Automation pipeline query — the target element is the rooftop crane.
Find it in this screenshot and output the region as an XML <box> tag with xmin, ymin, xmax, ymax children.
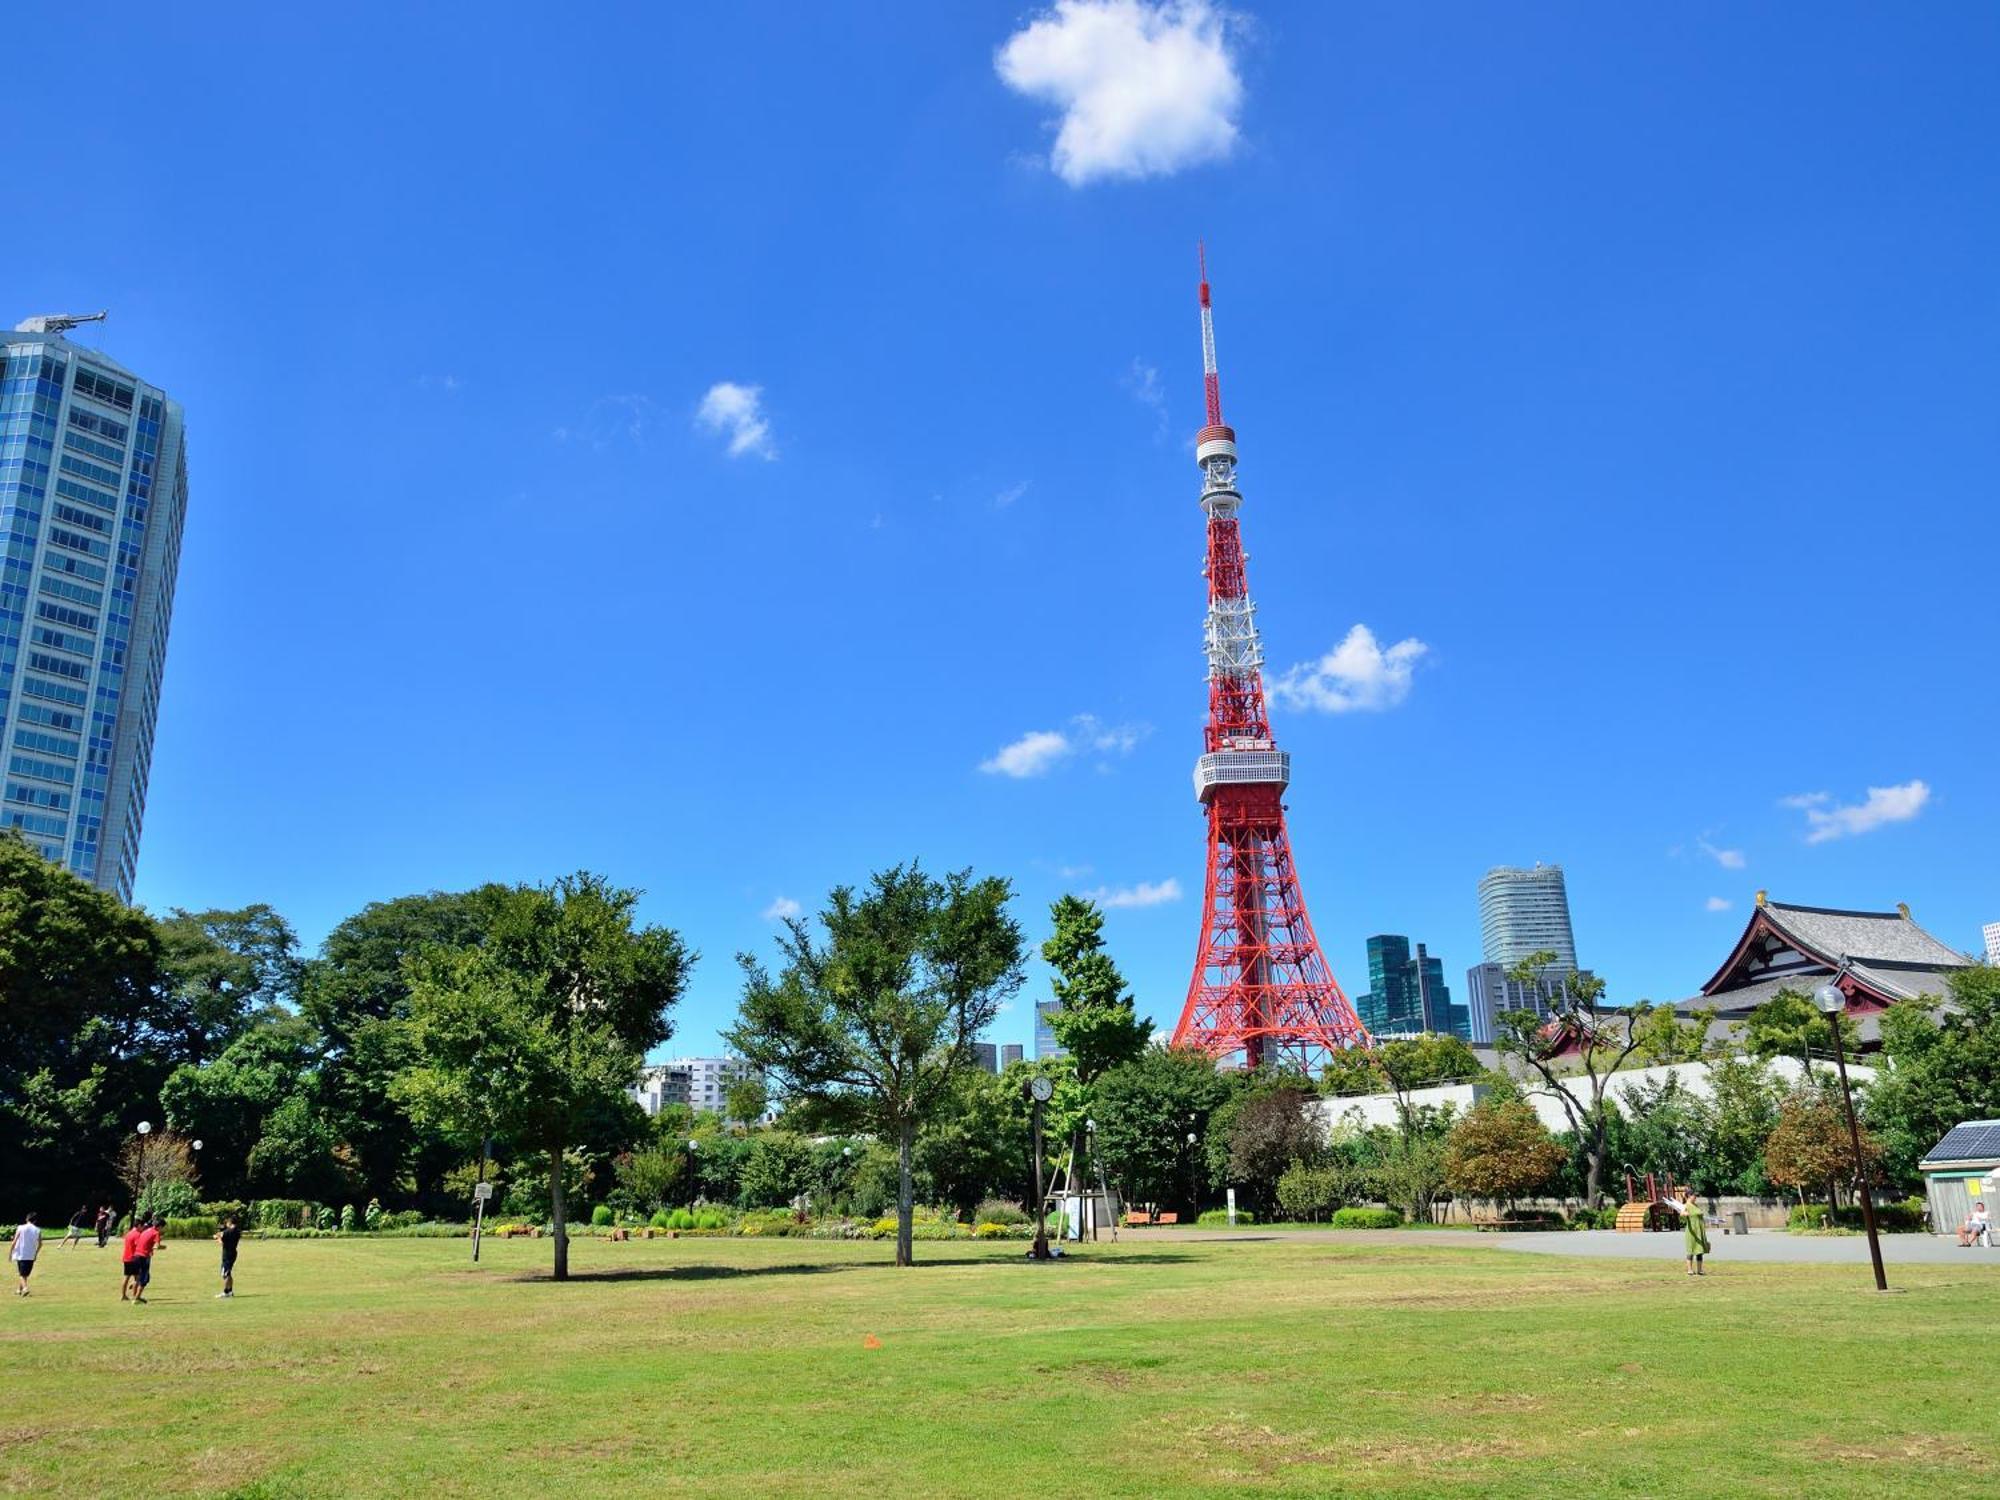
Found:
<box><xmin>14</xmin><ymin>310</ymin><xmax>108</xmax><ymax>335</ymax></box>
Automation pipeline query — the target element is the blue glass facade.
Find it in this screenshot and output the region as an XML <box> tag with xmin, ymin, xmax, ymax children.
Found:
<box><xmin>1356</xmin><ymin>934</ymin><xmax>1469</xmax><ymax>1040</ymax></box>
<box><xmin>0</xmin><ymin>331</ymin><xmax>186</xmax><ymax>901</ymax></box>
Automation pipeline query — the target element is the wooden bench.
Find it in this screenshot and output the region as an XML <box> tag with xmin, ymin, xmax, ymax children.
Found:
<box><xmin>1122</xmin><ymin>1211</ymin><xmax>1180</xmax><ymax>1227</ymax></box>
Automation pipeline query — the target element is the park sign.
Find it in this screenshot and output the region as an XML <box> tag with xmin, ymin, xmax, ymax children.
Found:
<box><xmin>473</xmin><ymin>1182</ymin><xmax>493</xmax><ymax>1202</ymax></box>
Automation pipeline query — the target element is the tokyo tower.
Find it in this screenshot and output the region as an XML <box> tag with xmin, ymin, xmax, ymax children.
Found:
<box><xmin>1169</xmin><ymin>250</ymin><xmax>1371</xmax><ymax>1072</ymax></box>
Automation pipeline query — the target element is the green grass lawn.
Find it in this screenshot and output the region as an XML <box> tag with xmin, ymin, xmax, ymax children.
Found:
<box><xmin>4</xmin><ymin>1232</ymin><xmax>1993</xmax><ymax>1497</ymax></box>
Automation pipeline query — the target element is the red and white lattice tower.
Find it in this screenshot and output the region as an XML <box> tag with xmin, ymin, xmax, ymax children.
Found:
<box><xmin>1169</xmin><ymin>249</ymin><xmax>1372</xmax><ymax>1072</ymax></box>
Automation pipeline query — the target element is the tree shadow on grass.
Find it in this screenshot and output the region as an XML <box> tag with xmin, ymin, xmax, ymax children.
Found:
<box><xmin>889</xmin><ymin>1251</ymin><xmax>1199</xmax><ymax>1268</ymax></box>
<box><xmin>507</xmin><ymin>1261</ymin><xmax>861</xmax><ymax>1284</ymax></box>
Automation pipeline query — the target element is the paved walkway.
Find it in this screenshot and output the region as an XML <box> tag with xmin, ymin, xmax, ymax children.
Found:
<box><xmin>1145</xmin><ymin>1226</ymin><xmax>2000</xmax><ymax>1266</ymax></box>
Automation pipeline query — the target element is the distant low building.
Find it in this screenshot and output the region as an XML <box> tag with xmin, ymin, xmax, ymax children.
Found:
<box><xmin>1464</xmin><ymin>963</ymin><xmax>1599</xmax><ymax>1045</ymax></box>
<box><xmin>634</xmin><ymin>1057</ymin><xmax>759</xmax><ymax>1119</ymax></box>
<box><xmin>1672</xmin><ymin>893</ymin><xmax>1975</xmax><ymax>1048</ymax></box>
<box><xmin>971</xmin><ymin>1042</ymin><xmax>998</xmax><ymax>1074</ymax></box>
<box><xmin>1919</xmin><ymin>1121</ymin><xmax>2000</xmax><ymax>1237</ymax></box>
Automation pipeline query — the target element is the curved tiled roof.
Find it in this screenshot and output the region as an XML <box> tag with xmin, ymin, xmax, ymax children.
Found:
<box><xmin>1762</xmin><ymin>902</ymin><xmax>1971</xmax><ymax>970</ymax></box>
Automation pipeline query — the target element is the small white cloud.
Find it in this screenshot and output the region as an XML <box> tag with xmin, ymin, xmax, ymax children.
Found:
<box><xmin>1087</xmin><ymin>878</ymin><xmax>1183</xmax><ymax>909</ymax></box>
<box><xmin>1270</xmin><ymin>625</ymin><xmax>1429</xmax><ymax>714</ymax></box>
<box><xmin>1697</xmin><ymin>836</ymin><xmax>1746</xmax><ymax>871</ymax></box>
<box><xmin>1783</xmin><ymin>780</ymin><xmax>1931</xmax><ymax>844</ymax></box>
<box><xmin>995</xmin><ymin>480</ymin><xmax>1031</xmax><ymax>509</ymax></box>
<box><xmin>761</xmin><ymin>896</ymin><xmax>803</xmax><ymax>921</ymax></box>
<box><xmin>554</xmin><ymin>394</ymin><xmax>660</xmax><ymax>449</ymax></box>
<box><xmin>419</xmin><ymin>373</ymin><xmax>462</xmax><ymax>393</ymax></box>
<box><xmin>1056</xmin><ymin>863</ymin><xmax>1094</xmax><ymax>879</ymax></box>
<box><xmin>995</xmin><ymin>0</ymin><xmax>1243</xmax><ymax>187</ymax></box>
<box><xmin>1122</xmin><ymin>357</ymin><xmax>1168</xmax><ymax>438</ymax></box>
<box><xmin>981</xmin><ymin>729</ymin><xmax>1074</xmax><ymax>778</ymax></box>
<box><xmin>696</xmin><ymin>381</ymin><xmax>777</xmax><ymax>460</ymax></box>
<box><xmin>1704</xmin><ymin>896</ymin><xmax>1732</xmax><ymax>913</ymax></box>
<box><xmin>979</xmin><ymin>715</ymin><xmax>1146</xmax><ymax>777</ymax></box>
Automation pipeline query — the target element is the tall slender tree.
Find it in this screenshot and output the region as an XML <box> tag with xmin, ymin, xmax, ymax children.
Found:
<box><xmin>1042</xmin><ymin>894</ymin><xmax>1151</xmax><ymax>1199</ymax></box>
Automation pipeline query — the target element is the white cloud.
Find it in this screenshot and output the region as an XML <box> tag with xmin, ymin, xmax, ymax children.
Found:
<box><xmin>1122</xmin><ymin>357</ymin><xmax>1168</xmax><ymax>438</ymax></box>
<box><xmin>979</xmin><ymin>715</ymin><xmax>1147</xmax><ymax>777</ymax></box>
<box><xmin>1705</xmin><ymin>896</ymin><xmax>1732</xmax><ymax>913</ymax></box>
<box><xmin>995</xmin><ymin>0</ymin><xmax>1243</xmax><ymax>187</ymax></box>
<box><xmin>981</xmin><ymin>729</ymin><xmax>1074</xmax><ymax>779</ymax></box>
<box><xmin>695</xmin><ymin>381</ymin><xmax>776</xmax><ymax>460</ymax></box>
<box><xmin>1783</xmin><ymin>780</ymin><xmax>1931</xmax><ymax>844</ymax></box>
<box><xmin>419</xmin><ymin>373</ymin><xmax>462</xmax><ymax>393</ymax></box>
<box><xmin>1087</xmin><ymin>878</ymin><xmax>1183</xmax><ymax>909</ymax></box>
<box><xmin>553</xmin><ymin>394</ymin><xmax>660</xmax><ymax>449</ymax></box>
<box><xmin>1270</xmin><ymin>625</ymin><xmax>1429</xmax><ymax>714</ymax></box>
<box><xmin>760</xmin><ymin>896</ymin><xmax>803</xmax><ymax>921</ymax></box>
<box><xmin>995</xmin><ymin>480</ymin><xmax>1031</xmax><ymax>509</ymax></box>
<box><xmin>1697</xmin><ymin>836</ymin><xmax>1746</xmax><ymax>871</ymax></box>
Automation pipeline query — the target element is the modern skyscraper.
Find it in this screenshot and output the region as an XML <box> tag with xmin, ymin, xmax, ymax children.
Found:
<box><xmin>1477</xmin><ymin>864</ymin><xmax>1579</xmax><ymax>970</ymax></box>
<box><xmin>971</xmin><ymin>1042</ymin><xmax>998</xmax><ymax>1075</ymax></box>
<box><xmin>1035</xmin><ymin>1000</ymin><xmax>1066</xmax><ymax>1060</ymax></box>
<box><xmin>1984</xmin><ymin>921</ymin><xmax>2000</xmax><ymax>966</ymax></box>
<box><xmin>1356</xmin><ymin>935</ymin><xmax>1468</xmax><ymax>1039</ymax></box>
<box><xmin>1</xmin><ymin>316</ymin><xmax>187</xmax><ymax>901</ymax></box>
<box><xmin>1000</xmin><ymin>1043</ymin><xmax>1024</xmax><ymax>1069</ymax></box>
<box><xmin>1463</xmin><ymin>962</ymin><xmax>1597</xmax><ymax>1044</ymax></box>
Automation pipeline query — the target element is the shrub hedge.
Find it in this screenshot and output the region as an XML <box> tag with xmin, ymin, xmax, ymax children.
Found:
<box><xmin>1195</xmin><ymin>1209</ymin><xmax>1254</xmax><ymax>1227</ymax></box>
<box><xmin>1330</xmin><ymin>1207</ymin><xmax>1403</xmax><ymax>1230</ymax></box>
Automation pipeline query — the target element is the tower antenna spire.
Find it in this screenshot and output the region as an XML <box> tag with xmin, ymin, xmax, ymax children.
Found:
<box><xmin>1197</xmin><ymin>242</ymin><xmax>1223</xmax><ymax>428</ymax></box>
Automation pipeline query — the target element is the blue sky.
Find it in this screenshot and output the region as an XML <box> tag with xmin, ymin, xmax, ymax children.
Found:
<box><xmin>10</xmin><ymin>2</ymin><xmax>1997</xmax><ymax>1056</ymax></box>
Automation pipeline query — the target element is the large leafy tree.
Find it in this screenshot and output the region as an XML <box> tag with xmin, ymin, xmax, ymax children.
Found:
<box><xmin>151</xmin><ymin>904</ymin><xmax>302</xmax><ymax>1067</ymax></box>
<box><xmin>0</xmin><ymin>831</ymin><xmax>163</xmax><ymax>1205</ymax></box>
<box><xmin>159</xmin><ymin>1012</ymin><xmax>320</xmax><ymax>1201</ymax></box>
<box><xmin>1864</xmin><ymin>968</ymin><xmax>2000</xmax><ymax>1188</ymax></box>
<box><xmin>1041</xmin><ymin>894</ymin><xmax>1151</xmax><ymax>1197</ymax></box>
<box><xmin>727</xmin><ymin>864</ymin><xmax>1025</xmax><ymax>1266</ymax></box>
<box><xmin>1444</xmin><ymin>1095</ymin><xmax>1565</xmax><ymax>1207</ymax></box>
<box><xmin>1493</xmin><ymin>951</ymin><xmax>1647</xmax><ymax>1208</ymax></box>
<box><xmin>1741</xmin><ymin>989</ymin><xmax>1857</xmax><ymax>1076</ymax></box>
<box><xmin>1321</xmin><ymin>1032</ymin><xmax>1482</xmax><ymax>1140</ymax></box>
<box><xmin>302</xmin><ymin>885</ymin><xmax>517</xmax><ymax>1204</ymax></box>
<box><xmin>1222</xmin><ymin>1082</ymin><xmax>1323</xmax><ymax>1215</ymax></box>
<box><xmin>1092</xmin><ymin>1046</ymin><xmax>1232</xmax><ymax>1215</ymax></box>
<box><xmin>1765</xmin><ymin>1081</ymin><xmax>1883</xmax><ymax>1214</ymax></box>
<box><xmin>398</xmin><ymin>874</ymin><xmax>690</xmax><ymax>1280</ymax></box>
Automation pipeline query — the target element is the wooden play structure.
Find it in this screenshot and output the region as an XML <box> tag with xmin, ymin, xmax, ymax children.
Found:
<box><xmin>1615</xmin><ymin>1167</ymin><xmax>1681</xmax><ymax>1232</ymax></box>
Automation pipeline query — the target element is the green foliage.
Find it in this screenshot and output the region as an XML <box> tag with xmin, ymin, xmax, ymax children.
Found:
<box><xmin>973</xmin><ymin>1197</ymin><xmax>1029</xmax><ymax>1226</ymax></box>
<box><xmin>1093</xmin><ymin>1046</ymin><xmax>1232</xmax><ymax>1216</ymax></box>
<box><xmin>728</xmin><ymin>864</ymin><xmax>1026</xmax><ymax>1266</ymax></box>
<box><xmin>395</xmin><ymin>872</ymin><xmax>691</xmax><ymax>1279</ymax></box>
<box><xmin>1787</xmin><ymin>1197</ymin><xmax>1926</xmax><ymax>1233</ymax></box>
<box><xmin>590</xmin><ymin>1204</ymin><xmax>614</xmax><ymax>1226</ymax></box>
<box><xmin>1865</xmin><ymin>969</ymin><xmax>2000</xmax><ymax>1190</ymax></box>
<box><xmin>1742</xmin><ymin>990</ymin><xmax>1858</xmax><ymax>1073</ymax></box>
<box><xmin>1275</xmin><ymin>1162</ymin><xmax>1345</xmax><ymax>1222</ymax></box>
<box><xmin>1195</xmin><ymin>1208</ymin><xmax>1253</xmax><ymax>1227</ymax></box>
<box><xmin>255</xmin><ymin>1199</ymin><xmax>313</xmax><ymax>1230</ymax></box>
<box><xmin>1224</xmin><ymin>1083</ymin><xmax>1324</xmax><ymax>1213</ymax></box>
<box><xmin>162</xmin><ymin>1216</ymin><xmax>219</xmax><ymax>1239</ymax></box>
<box><xmin>1369</xmin><ymin>1130</ymin><xmax>1451</xmax><ymax>1225</ymax></box>
<box><xmin>1444</xmin><ymin>1096</ymin><xmax>1565</xmax><ymax>1202</ymax></box>
<box><xmin>1632</xmin><ymin>1004</ymin><xmax>1714</xmax><ymax>1065</ymax></box>
<box><xmin>649</xmin><ymin>1210</ymin><xmax>673</xmax><ymax>1230</ymax></box>
<box><xmin>136</xmin><ymin>1178</ymin><xmax>203</xmax><ymax>1221</ymax></box>
<box><xmin>1041</xmin><ymin>895</ymin><xmax>1151</xmax><ymax>1087</ymax></box>
<box><xmin>669</xmin><ymin>1208</ymin><xmax>695</xmax><ymax>1230</ymax></box>
<box><xmin>151</xmin><ymin>904</ymin><xmax>301</xmax><ymax>1067</ymax></box>
<box><xmin>723</xmin><ymin>1072</ymin><xmax>769</xmax><ymax>1126</ymax></box>
<box><xmin>614</xmin><ymin>1146</ymin><xmax>686</xmax><ymax>1212</ymax></box>
<box><xmin>738</xmin><ymin>1130</ymin><xmax>816</xmax><ymax>1208</ymax></box>
<box><xmin>1330</xmin><ymin>1207</ymin><xmax>1403</xmax><ymax>1229</ymax></box>
<box><xmin>246</xmin><ymin>1092</ymin><xmax>359</xmax><ymax>1205</ymax></box>
<box><xmin>338</xmin><ymin>1203</ymin><xmax>358</xmax><ymax>1232</ymax></box>
<box><xmin>1322</xmin><ymin>1033</ymin><xmax>1482</xmax><ymax>1100</ymax></box>
<box><xmin>1764</xmin><ymin>1081</ymin><xmax>1884</xmax><ymax>1212</ymax></box>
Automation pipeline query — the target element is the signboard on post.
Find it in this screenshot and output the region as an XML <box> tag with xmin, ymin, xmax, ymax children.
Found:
<box><xmin>472</xmin><ymin>1181</ymin><xmax>493</xmax><ymax>1202</ymax></box>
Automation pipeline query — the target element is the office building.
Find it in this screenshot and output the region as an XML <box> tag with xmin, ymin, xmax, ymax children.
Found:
<box><xmin>1035</xmin><ymin>1000</ymin><xmax>1066</xmax><ymax>1060</ymax></box>
<box><xmin>1</xmin><ymin>316</ymin><xmax>189</xmax><ymax>900</ymax></box>
<box><xmin>1984</xmin><ymin>921</ymin><xmax>2000</xmax><ymax>966</ymax></box>
<box><xmin>1000</xmin><ymin>1043</ymin><xmax>1024</xmax><ymax>1069</ymax></box>
<box><xmin>1464</xmin><ymin>962</ymin><xmax>1598</xmax><ymax>1045</ymax></box>
<box><xmin>971</xmin><ymin>1042</ymin><xmax>998</xmax><ymax>1074</ymax></box>
<box><xmin>1477</xmin><ymin>864</ymin><xmax>1579</xmax><ymax>970</ymax></box>
<box><xmin>1356</xmin><ymin>935</ymin><xmax>1469</xmax><ymax>1040</ymax></box>
<box><xmin>633</xmin><ymin>1057</ymin><xmax>760</xmax><ymax>1119</ymax></box>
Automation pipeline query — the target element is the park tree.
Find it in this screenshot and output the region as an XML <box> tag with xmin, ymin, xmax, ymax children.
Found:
<box><xmin>1493</xmin><ymin>951</ymin><xmax>1648</xmax><ymax>1208</ymax></box>
<box><xmin>1092</xmin><ymin>1046</ymin><xmax>1232</xmax><ymax>1215</ymax></box>
<box><xmin>397</xmin><ymin>873</ymin><xmax>691</xmax><ymax>1280</ymax></box>
<box><xmin>151</xmin><ymin>904</ymin><xmax>302</xmax><ymax>1067</ymax></box>
<box><xmin>1741</xmin><ymin>989</ymin><xmax>1856</xmax><ymax>1077</ymax></box>
<box><xmin>159</xmin><ymin>1012</ymin><xmax>320</xmax><ymax>1201</ymax></box>
<box><xmin>737</xmin><ymin>1130</ymin><xmax>815</xmax><ymax>1208</ymax></box>
<box><xmin>1041</xmin><ymin>894</ymin><xmax>1151</xmax><ymax>1186</ymax></box>
<box><xmin>1443</xmin><ymin>1095</ymin><xmax>1565</xmax><ymax>1207</ymax></box>
<box><xmin>727</xmin><ymin>864</ymin><xmax>1025</xmax><ymax>1265</ymax></box>
<box><xmin>1864</xmin><ymin>968</ymin><xmax>2000</xmax><ymax>1188</ymax></box>
<box><xmin>1692</xmin><ymin>1058</ymin><xmax>1784</xmax><ymax>1197</ymax></box>
<box><xmin>724</xmin><ymin>1072</ymin><xmax>769</xmax><ymax>1128</ymax></box>
<box><xmin>1764</xmin><ymin>1081</ymin><xmax>1882</xmax><ymax>1215</ymax></box>
<box><xmin>0</xmin><ymin>831</ymin><xmax>164</xmax><ymax>1205</ymax></box>
<box><xmin>1369</xmin><ymin>1128</ymin><xmax>1451</xmax><ymax>1224</ymax></box>
<box><xmin>915</xmin><ymin>1065</ymin><xmax>1033</xmax><ymax>1219</ymax></box>
<box><xmin>1321</xmin><ymin>1033</ymin><xmax>1482</xmax><ymax>1139</ymax></box>
<box><xmin>1223</xmin><ymin>1082</ymin><xmax>1324</xmax><ymax>1214</ymax></box>
<box><xmin>1632</xmin><ymin>1003</ymin><xmax>1714</xmax><ymax>1065</ymax></box>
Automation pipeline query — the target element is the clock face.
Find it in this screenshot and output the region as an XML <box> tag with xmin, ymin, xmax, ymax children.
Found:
<box><xmin>1029</xmin><ymin>1075</ymin><xmax>1054</xmax><ymax>1102</ymax></box>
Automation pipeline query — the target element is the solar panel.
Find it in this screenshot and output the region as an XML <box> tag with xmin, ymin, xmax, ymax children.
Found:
<box><xmin>1928</xmin><ymin>1121</ymin><xmax>2000</xmax><ymax>1163</ymax></box>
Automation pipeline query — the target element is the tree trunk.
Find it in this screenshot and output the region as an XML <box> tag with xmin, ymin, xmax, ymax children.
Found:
<box><xmin>550</xmin><ymin>1141</ymin><xmax>569</xmax><ymax>1282</ymax></box>
<box><xmin>1585</xmin><ymin>1113</ymin><xmax>1606</xmax><ymax>1208</ymax></box>
<box><xmin>895</xmin><ymin>1119</ymin><xmax>916</xmax><ymax>1268</ymax></box>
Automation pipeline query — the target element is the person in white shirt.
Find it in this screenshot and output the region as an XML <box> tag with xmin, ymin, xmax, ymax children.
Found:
<box><xmin>11</xmin><ymin>1214</ymin><xmax>42</xmax><ymax>1295</ymax></box>
<box><xmin>1957</xmin><ymin>1201</ymin><xmax>1990</xmax><ymax>1247</ymax></box>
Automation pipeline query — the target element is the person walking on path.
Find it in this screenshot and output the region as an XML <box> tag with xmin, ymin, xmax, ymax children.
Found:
<box><xmin>12</xmin><ymin>1214</ymin><xmax>42</xmax><ymax>1295</ymax></box>
<box><xmin>62</xmin><ymin>1205</ymin><xmax>89</xmax><ymax>1249</ymax></box>
<box><xmin>94</xmin><ymin>1205</ymin><xmax>113</xmax><ymax>1250</ymax></box>
<box><xmin>1663</xmin><ymin>1187</ymin><xmax>1711</xmax><ymax>1275</ymax></box>
<box><xmin>214</xmin><ymin>1216</ymin><xmax>241</xmax><ymax>1299</ymax></box>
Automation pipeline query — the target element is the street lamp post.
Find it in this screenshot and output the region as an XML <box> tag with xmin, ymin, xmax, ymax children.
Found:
<box><xmin>1814</xmin><ymin>975</ymin><xmax>1888</xmax><ymax>1292</ymax></box>
<box><xmin>684</xmin><ymin>1138</ymin><xmax>700</xmax><ymax>1215</ymax></box>
<box><xmin>1085</xmin><ymin>1118</ymin><xmax>1098</xmax><ymax>1242</ymax></box>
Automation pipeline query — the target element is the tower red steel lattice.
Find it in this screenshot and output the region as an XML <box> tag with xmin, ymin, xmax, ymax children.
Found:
<box><xmin>1169</xmin><ymin>249</ymin><xmax>1372</xmax><ymax>1072</ymax></box>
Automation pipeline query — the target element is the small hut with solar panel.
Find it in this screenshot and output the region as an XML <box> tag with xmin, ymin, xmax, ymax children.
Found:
<box><xmin>1920</xmin><ymin>1121</ymin><xmax>2000</xmax><ymax>1238</ymax></box>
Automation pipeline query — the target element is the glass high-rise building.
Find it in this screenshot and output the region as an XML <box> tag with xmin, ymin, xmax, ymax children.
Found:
<box><xmin>1034</xmin><ymin>1000</ymin><xmax>1066</xmax><ymax>1060</ymax></box>
<box><xmin>0</xmin><ymin>320</ymin><xmax>187</xmax><ymax>900</ymax></box>
<box><xmin>1356</xmin><ymin>934</ymin><xmax>1468</xmax><ymax>1040</ymax></box>
<box><xmin>1477</xmin><ymin>864</ymin><xmax>1578</xmax><ymax>970</ymax></box>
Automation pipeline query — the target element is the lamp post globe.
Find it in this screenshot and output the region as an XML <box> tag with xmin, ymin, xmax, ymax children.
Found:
<box><xmin>136</xmin><ymin>1121</ymin><xmax>151</xmax><ymax>1136</ymax></box>
<box><xmin>1813</xmin><ymin>982</ymin><xmax>1844</xmax><ymax>1015</ymax></box>
<box><xmin>192</xmin><ymin>1140</ymin><xmax>203</xmax><ymax>1153</ymax></box>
